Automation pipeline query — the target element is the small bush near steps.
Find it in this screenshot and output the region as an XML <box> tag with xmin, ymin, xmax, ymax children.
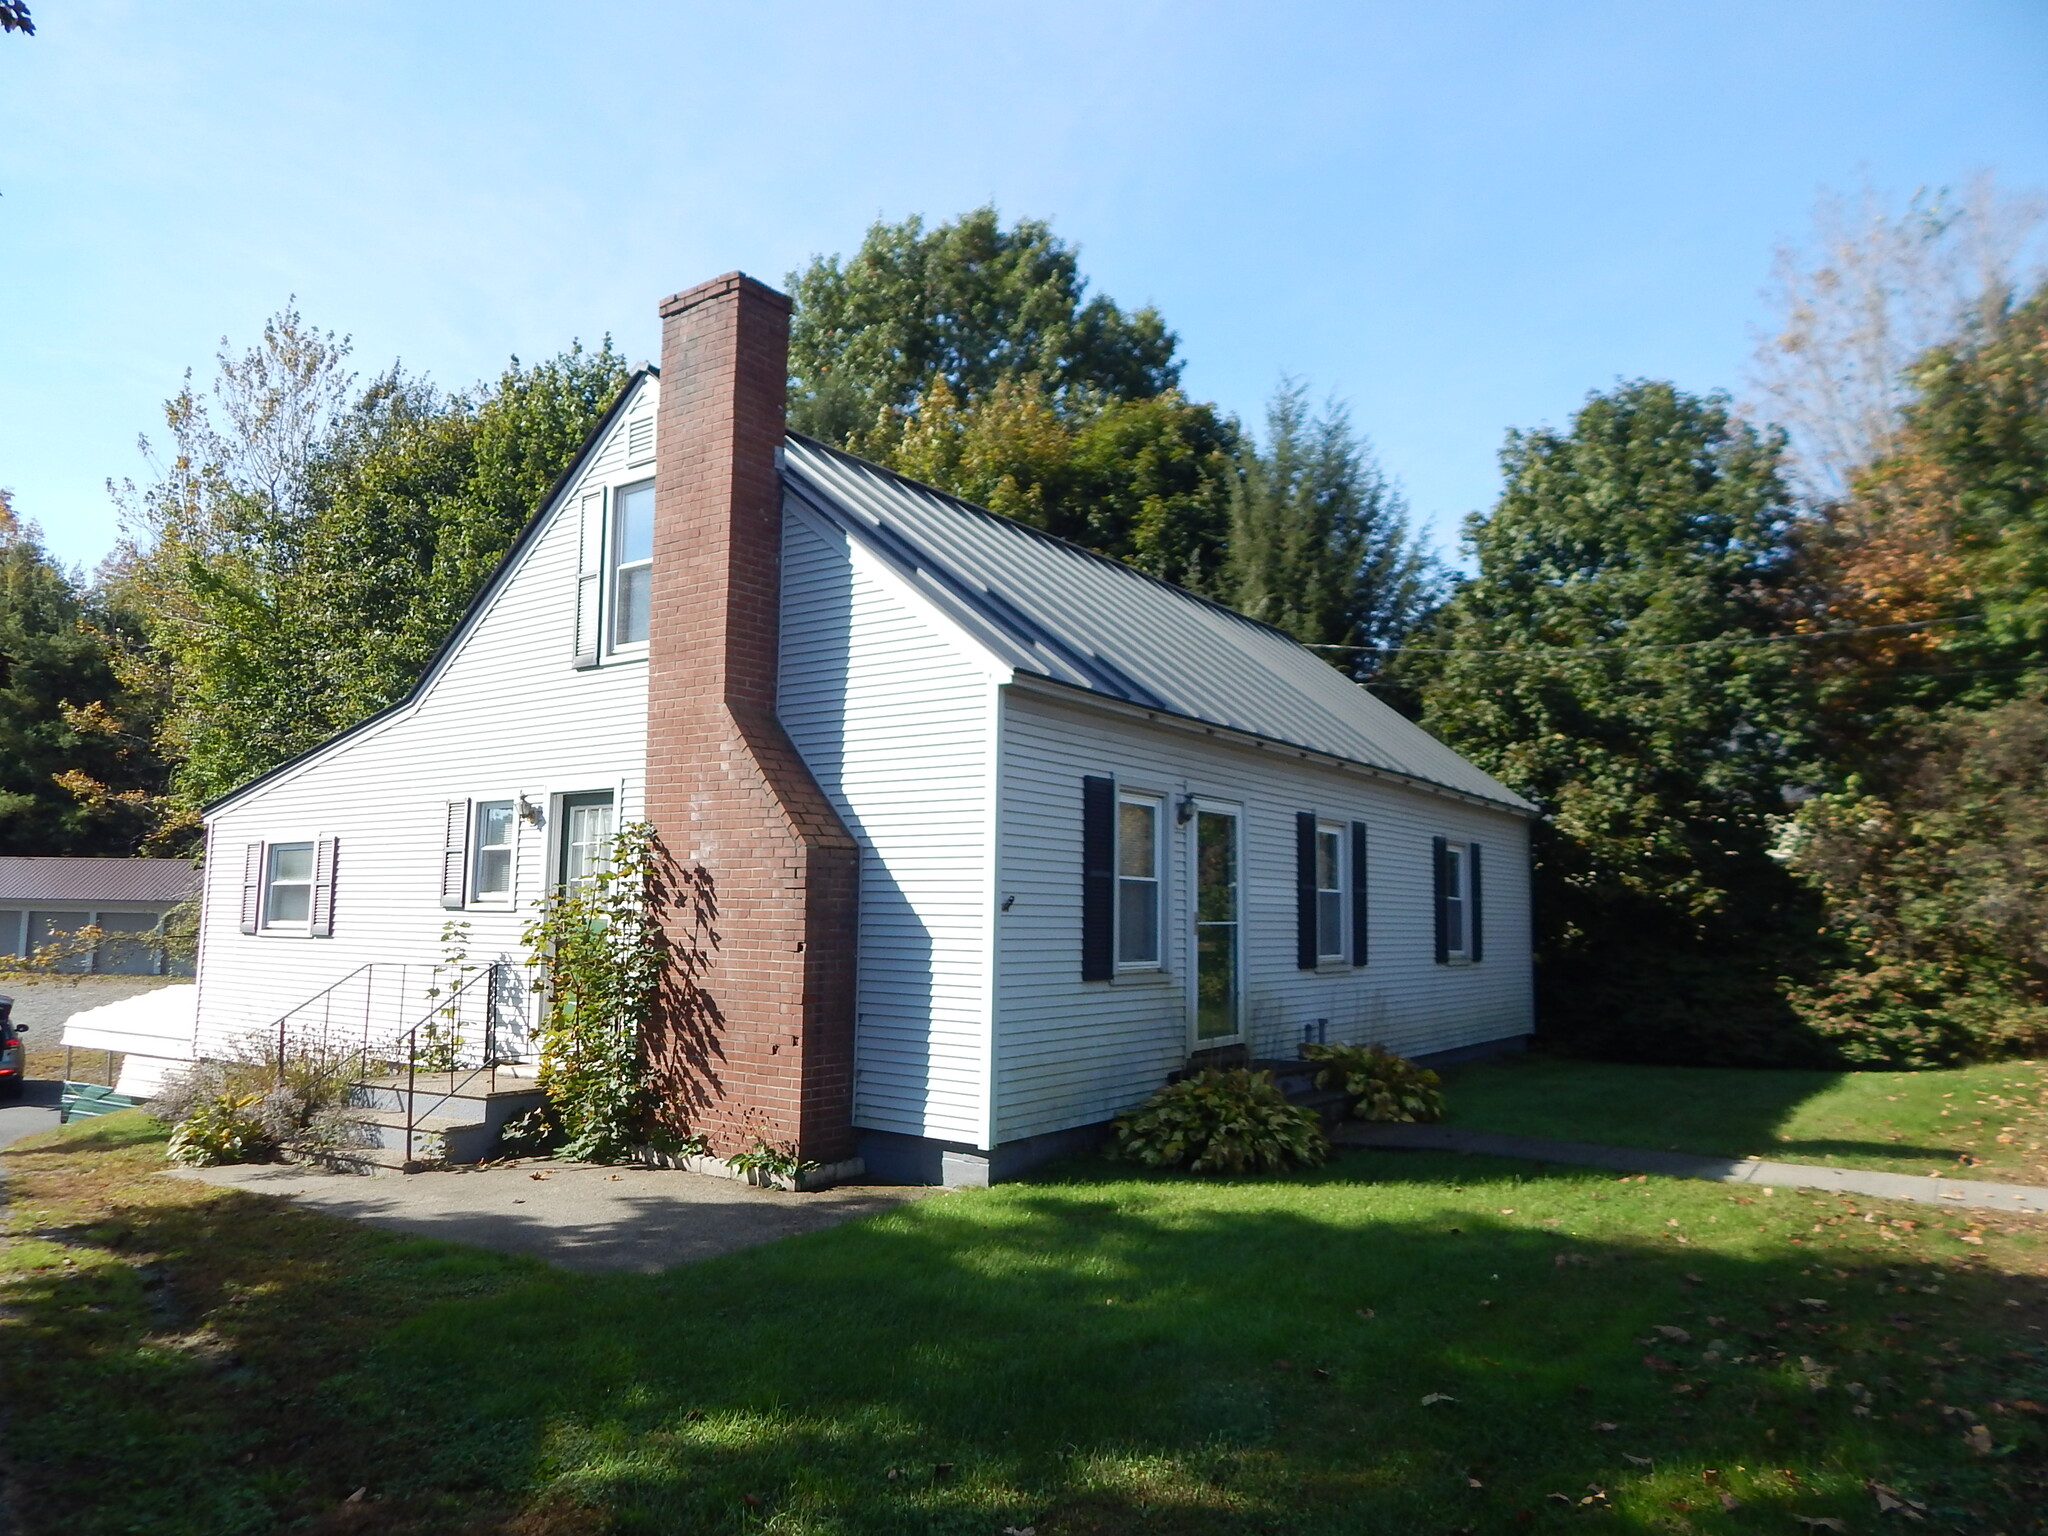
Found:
<box><xmin>1302</xmin><ymin>1043</ymin><xmax>1446</xmax><ymax>1123</ymax></box>
<box><xmin>1113</xmin><ymin>1069</ymin><xmax>1328</xmax><ymax>1174</ymax></box>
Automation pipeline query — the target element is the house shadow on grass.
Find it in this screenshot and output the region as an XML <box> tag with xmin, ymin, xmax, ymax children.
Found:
<box><xmin>7</xmin><ymin>1143</ymin><xmax>2048</xmax><ymax>1535</ymax></box>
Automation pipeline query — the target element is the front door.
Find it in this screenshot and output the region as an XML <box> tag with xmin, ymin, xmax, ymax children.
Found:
<box><xmin>1191</xmin><ymin>805</ymin><xmax>1242</xmax><ymax>1044</ymax></box>
<box><xmin>558</xmin><ymin>792</ymin><xmax>616</xmax><ymax>888</ymax></box>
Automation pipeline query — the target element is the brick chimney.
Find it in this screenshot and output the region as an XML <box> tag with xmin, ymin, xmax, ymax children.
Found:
<box><xmin>643</xmin><ymin>272</ymin><xmax>860</xmax><ymax>1164</ymax></box>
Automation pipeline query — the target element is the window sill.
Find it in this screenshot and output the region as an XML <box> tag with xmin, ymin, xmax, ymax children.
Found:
<box><xmin>1111</xmin><ymin>968</ymin><xmax>1174</xmax><ymax>986</ymax></box>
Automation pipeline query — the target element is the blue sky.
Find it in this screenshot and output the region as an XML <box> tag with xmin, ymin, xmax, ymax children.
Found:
<box><xmin>3</xmin><ymin>1</ymin><xmax>2044</xmax><ymax>574</ymax></box>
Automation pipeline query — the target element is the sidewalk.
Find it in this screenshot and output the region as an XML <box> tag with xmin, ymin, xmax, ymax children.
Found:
<box><xmin>1336</xmin><ymin>1122</ymin><xmax>2048</xmax><ymax>1215</ymax></box>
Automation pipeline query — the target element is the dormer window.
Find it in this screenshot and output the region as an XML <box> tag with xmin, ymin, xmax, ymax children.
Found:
<box><xmin>611</xmin><ymin>480</ymin><xmax>654</xmax><ymax>648</ymax></box>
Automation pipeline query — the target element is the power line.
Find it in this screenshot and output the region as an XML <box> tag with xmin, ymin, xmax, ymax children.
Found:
<box><xmin>1307</xmin><ymin>614</ymin><xmax>1987</xmax><ymax>658</ymax></box>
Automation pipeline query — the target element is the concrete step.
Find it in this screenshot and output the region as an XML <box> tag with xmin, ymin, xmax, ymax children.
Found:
<box><xmin>341</xmin><ymin>1108</ymin><xmax>498</xmax><ymax>1163</ymax></box>
<box><xmin>348</xmin><ymin>1069</ymin><xmax>543</xmax><ymax>1134</ymax></box>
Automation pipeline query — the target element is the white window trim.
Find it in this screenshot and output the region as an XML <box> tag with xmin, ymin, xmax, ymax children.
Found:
<box><xmin>261</xmin><ymin>839</ymin><xmax>317</xmax><ymax>934</ymax></box>
<box><xmin>1314</xmin><ymin>820</ymin><xmax>1347</xmax><ymax>964</ymax></box>
<box><xmin>1114</xmin><ymin>789</ymin><xmax>1165</xmax><ymax>973</ymax></box>
<box><xmin>607</xmin><ymin>477</ymin><xmax>654</xmax><ymax>657</ymax></box>
<box><xmin>1442</xmin><ymin>838</ymin><xmax>1471</xmax><ymax>963</ymax></box>
<box><xmin>468</xmin><ymin>797</ymin><xmax>519</xmax><ymax>908</ymax></box>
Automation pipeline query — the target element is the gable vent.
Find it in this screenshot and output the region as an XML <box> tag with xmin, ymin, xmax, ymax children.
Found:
<box><xmin>627</xmin><ymin>415</ymin><xmax>655</xmax><ymax>465</ymax></box>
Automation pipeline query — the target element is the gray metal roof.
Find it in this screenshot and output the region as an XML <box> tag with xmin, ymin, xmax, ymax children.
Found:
<box><xmin>781</xmin><ymin>436</ymin><xmax>1537</xmax><ymax>813</ymax></box>
<box><xmin>0</xmin><ymin>857</ymin><xmax>202</xmax><ymax>905</ymax></box>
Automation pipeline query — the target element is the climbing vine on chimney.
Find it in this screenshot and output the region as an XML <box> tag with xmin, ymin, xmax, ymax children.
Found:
<box><xmin>521</xmin><ymin>821</ymin><xmax>663</xmax><ymax>1162</ymax></box>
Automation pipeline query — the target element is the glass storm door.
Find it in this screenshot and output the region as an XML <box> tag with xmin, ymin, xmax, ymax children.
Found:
<box><xmin>1192</xmin><ymin>807</ymin><xmax>1241</xmax><ymax>1042</ymax></box>
<box><xmin>559</xmin><ymin>792</ymin><xmax>615</xmax><ymax>888</ymax></box>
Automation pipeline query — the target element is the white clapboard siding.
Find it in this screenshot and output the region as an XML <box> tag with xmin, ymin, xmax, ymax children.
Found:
<box><xmin>193</xmin><ymin>377</ymin><xmax>659</xmax><ymax>1057</ymax></box>
<box><xmin>994</xmin><ymin>686</ymin><xmax>1533</xmax><ymax>1144</ymax></box>
<box><xmin>778</xmin><ymin>499</ymin><xmax>999</xmax><ymax>1146</ymax></box>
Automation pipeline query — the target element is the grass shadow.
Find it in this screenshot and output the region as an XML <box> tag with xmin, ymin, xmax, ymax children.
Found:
<box><xmin>10</xmin><ymin>1128</ymin><xmax>2046</xmax><ymax>1534</ymax></box>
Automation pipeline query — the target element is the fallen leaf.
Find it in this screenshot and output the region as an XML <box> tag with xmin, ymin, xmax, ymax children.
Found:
<box><xmin>1802</xmin><ymin>1298</ymin><xmax>1830</xmax><ymax>1311</ymax></box>
<box><xmin>1683</xmin><ymin>1272</ymin><xmax>1706</xmax><ymax>1284</ymax></box>
<box><xmin>1655</xmin><ymin>1325</ymin><xmax>1692</xmax><ymax>1342</ymax></box>
<box><xmin>1356</xmin><ymin>1307</ymin><xmax>1376</xmax><ymax>1319</ymax></box>
<box><xmin>1642</xmin><ymin>1354</ymin><xmax>1677</xmax><ymax>1372</ymax></box>
<box><xmin>1794</xmin><ymin>1519</ymin><xmax>1847</xmax><ymax>1532</ymax></box>
<box><xmin>344</xmin><ymin>1488</ymin><xmax>367</xmax><ymax>1504</ymax></box>
<box><xmin>1592</xmin><ymin>1422</ymin><xmax>1618</xmax><ymax>1432</ymax></box>
<box><xmin>1002</xmin><ymin>1527</ymin><xmax>1036</xmax><ymax>1536</ymax></box>
<box><xmin>1718</xmin><ymin>1491</ymin><xmax>1742</xmax><ymax>1511</ymax></box>
<box><xmin>1870</xmin><ymin>1481</ymin><xmax>1928</xmax><ymax>1519</ymax></box>
<box><xmin>529</xmin><ymin>1172</ymin><xmax>547</xmax><ymax>1181</ymax></box>
<box><xmin>1964</xmin><ymin>1423</ymin><xmax>1993</xmax><ymax>1454</ymax></box>
<box><xmin>1421</xmin><ymin>1392</ymin><xmax>1457</xmax><ymax>1406</ymax></box>
<box><xmin>1547</xmin><ymin>1493</ymin><xmax>1573</xmax><ymax>1504</ymax></box>
<box><xmin>932</xmin><ymin>1462</ymin><xmax>954</xmax><ymax>1481</ymax></box>
<box><xmin>2008</xmin><ymin>1398</ymin><xmax>2046</xmax><ymax>1415</ymax></box>
<box><xmin>1468</xmin><ymin>1477</ymin><xmax>1484</xmax><ymax>1488</ymax></box>
<box><xmin>742</xmin><ymin>1493</ymin><xmax>763</xmax><ymax>1508</ymax></box>
<box><xmin>1623</xmin><ymin>1453</ymin><xmax>1653</xmax><ymax>1467</ymax></box>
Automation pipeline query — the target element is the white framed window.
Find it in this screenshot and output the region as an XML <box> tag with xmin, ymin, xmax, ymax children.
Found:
<box><xmin>1115</xmin><ymin>793</ymin><xmax>1162</xmax><ymax>968</ymax></box>
<box><xmin>263</xmin><ymin>842</ymin><xmax>315</xmax><ymax>929</ymax></box>
<box><xmin>1315</xmin><ymin>823</ymin><xmax>1345</xmax><ymax>961</ymax></box>
<box><xmin>471</xmin><ymin>801</ymin><xmax>515</xmax><ymax>902</ymax></box>
<box><xmin>559</xmin><ymin>791</ymin><xmax>616</xmax><ymax>890</ymax></box>
<box><xmin>610</xmin><ymin>480</ymin><xmax>654</xmax><ymax>649</ymax></box>
<box><xmin>1442</xmin><ymin>841</ymin><xmax>1468</xmax><ymax>959</ymax></box>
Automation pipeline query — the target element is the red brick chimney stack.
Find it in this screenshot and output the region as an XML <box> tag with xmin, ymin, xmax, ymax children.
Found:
<box><xmin>643</xmin><ymin>272</ymin><xmax>860</xmax><ymax>1163</ymax></box>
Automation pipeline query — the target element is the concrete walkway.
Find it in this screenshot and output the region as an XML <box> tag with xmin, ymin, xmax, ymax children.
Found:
<box><xmin>172</xmin><ymin>1159</ymin><xmax>925</xmax><ymax>1272</ymax></box>
<box><xmin>1336</xmin><ymin>1122</ymin><xmax>2048</xmax><ymax>1215</ymax></box>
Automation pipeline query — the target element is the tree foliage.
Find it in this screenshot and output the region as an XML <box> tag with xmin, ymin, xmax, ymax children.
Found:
<box><xmin>1222</xmin><ymin>382</ymin><xmax>1440</xmax><ymax>669</ymax></box>
<box><xmin>1785</xmin><ymin>695</ymin><xmax>2048</xmax><ymax>1065</ymax></box>
<box><xmin>1400</xmin><ymin>381</ymin><xmax>1826</xmax><ymax>1063</ymax></box>
<box><xmin>787</xmin><ymin>205</ymin><xmax>1179</xmax><ymax>456</ymax></box>
<box><xmin>112</xmin><ymin>306</ymin><xmax>627</xmax><ymax>805</ymax></box>
<box><xmin>0</xmin><ymin>494</ymin><xmax>173</xmax><ymax>854</ymax></box>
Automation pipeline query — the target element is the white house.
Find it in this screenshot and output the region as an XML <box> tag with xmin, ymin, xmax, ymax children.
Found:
<box><xmin>194</xmin><ymin>272</ymin><xmax>1537</xmax><ymax>1184</ymax></box>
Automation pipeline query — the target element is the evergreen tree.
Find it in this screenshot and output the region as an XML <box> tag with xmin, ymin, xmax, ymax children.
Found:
<box><xmin>1221</xmin><ymin>382</ymin><xmax>1440</xmax><ymax>670</ymax></box>
<box><xmin>1401</xmin><ymin>381</ymin><xmax>1824</xmax><ymax>1064</ymax></box>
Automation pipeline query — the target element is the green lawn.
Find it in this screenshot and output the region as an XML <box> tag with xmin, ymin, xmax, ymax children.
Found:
<box><xmin>1442</xmin><ymin>1055</ymin><xmax>2048</xmax><ymax>1184</ymax></box>
<box><xmin>5</xmin><ymin>1112</ymin><xmax>2048</xmax><ymax>1533</ymax></box>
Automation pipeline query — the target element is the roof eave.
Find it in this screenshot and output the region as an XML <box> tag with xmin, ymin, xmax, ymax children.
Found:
<box><xmin>1004</xmin><ymin>672</ymin><xmax>1542</xmax><ymax>817</ymax></box>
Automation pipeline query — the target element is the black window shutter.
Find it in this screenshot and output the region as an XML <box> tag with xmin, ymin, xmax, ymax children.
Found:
<box><xmin>1295</xmin><ymin>812</ymin><xmax>1317</xmax><ymax>970</ymax></box>
<box><xmin>1081</xmin><ymin>776</ymin><xmax>1115</xmax><ymax>981</ymax></box>
<box><xmin>1349</xmin><ymin>820</ymin><xmax>1369</xmax><ymax>966</ymax></box>
<box><xmin>1431</xmin><ymin>834</ymin><xmax>1449</xmax><ymax>965</ymax></box>
<box><xmin>1468</xmin><ymin>842</ymin><xmax>1484</xmax><ymax>963</ymax></box>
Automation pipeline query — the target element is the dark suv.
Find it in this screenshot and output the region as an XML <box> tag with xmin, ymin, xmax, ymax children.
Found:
<box><xmin>0</xmin><ymin>995</ymin><xmax>23</xmax><ymax>1101</ymax></box>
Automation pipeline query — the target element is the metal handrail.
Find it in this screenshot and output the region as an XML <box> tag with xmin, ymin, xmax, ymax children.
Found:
<box><xmin>264</xmin><ymin>960</ymin><xmax>516</xmax><ymax>1166</ymax></box>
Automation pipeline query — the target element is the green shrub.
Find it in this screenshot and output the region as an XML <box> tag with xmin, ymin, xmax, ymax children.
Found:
<box><xmin>1113</xmin><ymin>1070</ymin><xmax>1328</xmax><ymax>1175</ymax></box>
<box><xmin>1302</xmin><ymin>1043</ymin><xmax>1446</xmax><ymax>1122</ymax></box>
<box><xmin>165</xmin><ymin>1093</ymin><xmax>271</xmax><ymax>1166</ymax></box>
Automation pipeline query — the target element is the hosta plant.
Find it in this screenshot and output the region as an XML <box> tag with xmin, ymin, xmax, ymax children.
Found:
<box><xmin>1113</xmin><ymin>1069</ymin><xmax>1328</xmax><ymax>1175</ymax></box>
<box><xmin>1302</xmin><ymin>1042</ymin><xmax>1445</xmax><ymax>1123</ymax></box>
<box><xmin>165</xmin><ymin>1092</ymin><xmax>272</xmax><ymax>1166</ymax></box>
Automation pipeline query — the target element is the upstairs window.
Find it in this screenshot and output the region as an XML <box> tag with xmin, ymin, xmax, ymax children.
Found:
<box><xmin>611</xmin><ymin>480</ymin><xmax>654</xmax><ymax>648</ymax></box>
<box><xmin>472</xmin><ymin>801</ymin><xmax>515</xmax><ymax>900</ymax></box>
<box><xmin>1315</xmin><ymin>824</ymin><xmax>1345</xmax><ymax>960</ymax></box>
<box><xmin>1116</xmin><ymin>794</ymin><xmax>1162</xmax><ymax>967</ymax></box>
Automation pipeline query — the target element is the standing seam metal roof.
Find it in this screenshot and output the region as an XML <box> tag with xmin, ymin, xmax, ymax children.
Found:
<box><xmin>780</xmin><ymin>435</ymin><xmax>1537</xmax><ymax>814</ymax></box>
